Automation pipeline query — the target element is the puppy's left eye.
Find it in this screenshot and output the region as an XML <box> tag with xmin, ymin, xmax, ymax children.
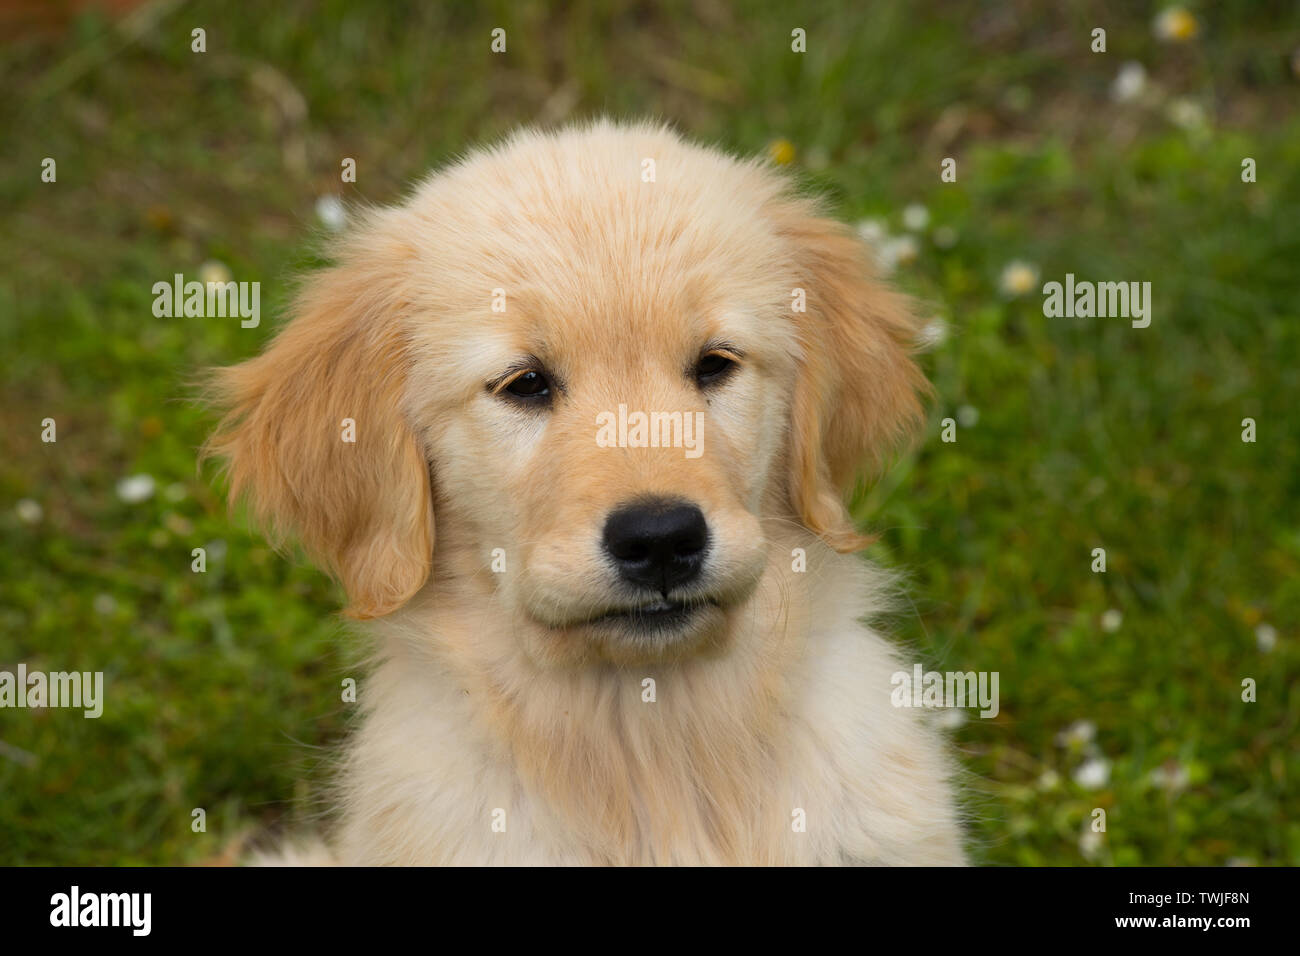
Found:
<box><xmin>694</xmin><ymin>352</ymin><xmax>737</xmax><ymax>386</ymax></box>
<box><xmin>504</xmin><ymin>370</ymin><xmax>550</xmax><ymax>400</ymax></box>
<box><xmin>490</xmin><ymin>361</ymin><xmax>555</xmax><ymax>407</ymax></box>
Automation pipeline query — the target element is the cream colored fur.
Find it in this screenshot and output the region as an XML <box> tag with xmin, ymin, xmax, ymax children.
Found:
<box><xmin>207</xmin><ymin>120</ymin><xmax>965</xmax><ymax>866</ymax></box>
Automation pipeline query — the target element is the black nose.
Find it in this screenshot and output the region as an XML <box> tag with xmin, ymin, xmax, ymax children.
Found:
<box><xmin>602</xmin><ymin>499</ymin><xmax>708</xmax><ymax>594</ymax></box>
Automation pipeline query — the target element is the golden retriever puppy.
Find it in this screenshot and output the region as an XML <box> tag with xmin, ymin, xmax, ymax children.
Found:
<box><xmin>206</xmin><ymin>120</ymin><xmax>964</xmax><ymax>865</ymax></box>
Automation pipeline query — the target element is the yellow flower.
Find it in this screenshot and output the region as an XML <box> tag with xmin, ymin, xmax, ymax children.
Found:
<box><xmin>198</xmin><ymin>259</ymin><xmax>233</xmax><ymax>286</ymax></box>
<box><xmin>1154</xmin><ymin>6</ymin><xmax>1199</xmax><ymax>42</ymax></box>
<box><xmin>767</xmin><ymin>138</ymin><xmax>796</xmax><ymax>165</ymax></box>
<box><xmin>998</xmin><ymin>260</ymin><xmax>1040</xmax><ymax>298</ymax></box>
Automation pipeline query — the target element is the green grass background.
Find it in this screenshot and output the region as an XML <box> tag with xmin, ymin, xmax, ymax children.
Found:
<box><xmin>1</xmin><ymin>0</ymin><xmax>1297</xmax><ymax>865</ymax></box>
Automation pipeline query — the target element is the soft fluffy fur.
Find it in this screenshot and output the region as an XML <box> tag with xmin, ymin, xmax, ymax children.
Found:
<box><xmin>206</xmin><ymin>120</ymin><xmax>964</xmax><ymax>865</ymax></box>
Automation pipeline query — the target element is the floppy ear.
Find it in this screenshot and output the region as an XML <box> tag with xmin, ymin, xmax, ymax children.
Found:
<box><xmin>204</xmin><ymin>252</ymin><xmax>433</xmax><ymax>619</ymax></box>
<box><xmin>775</xmin><ymin>199</ymin><xmax>932</xmax><ymax>551</ymax></box>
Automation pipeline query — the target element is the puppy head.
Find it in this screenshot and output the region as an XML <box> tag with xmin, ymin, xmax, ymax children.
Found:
<box><xmin>206</xmin><ymin>121</ymin><xmax>927</xmax><ymax>663</ymax></box>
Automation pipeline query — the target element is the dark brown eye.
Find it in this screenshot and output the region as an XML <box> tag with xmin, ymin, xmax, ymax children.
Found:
<box><xmin>695</xmin><ymin>352</ymin><xmax>736</xmax><ymax>386</ymax></box>
<box><xmin>504</xmin><ymin>369</ymin><xmax>550</xmax><ymax>400</ymax></box>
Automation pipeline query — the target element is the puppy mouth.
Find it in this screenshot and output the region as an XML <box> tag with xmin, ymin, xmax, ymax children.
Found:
<box><xmin>590</xmin><ymin>596</ymin><xmax>720</xmax><ymax>632</ymax></box>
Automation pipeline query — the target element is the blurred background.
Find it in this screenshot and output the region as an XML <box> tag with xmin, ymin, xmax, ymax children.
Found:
<box><xmin>1</xmin><ymin>0</ymin><xmax>1297</xmax><ymax>865</ymax></box>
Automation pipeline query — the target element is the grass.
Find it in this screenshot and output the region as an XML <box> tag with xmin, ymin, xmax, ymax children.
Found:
<box><xmin>1</xmin><ymin>0</ymin><xmax>1297</xmax><ymax>865</ymax></box>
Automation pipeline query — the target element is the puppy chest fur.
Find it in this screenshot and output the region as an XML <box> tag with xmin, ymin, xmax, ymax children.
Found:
<box><xmin>332</xmin><ymin>530</ymin><xmax>963</xmax><ymax>866</ymax></box>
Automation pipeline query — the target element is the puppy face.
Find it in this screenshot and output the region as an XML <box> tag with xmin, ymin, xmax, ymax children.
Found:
<box><xmin>206</xmin><ymin>122</ymin><xmax>928</xmax><ymax>666</ymax></box>
<box><xmin>419</xmin><ymin>267</ymin><xmax>788</xmax><ymax>664</ymax></box>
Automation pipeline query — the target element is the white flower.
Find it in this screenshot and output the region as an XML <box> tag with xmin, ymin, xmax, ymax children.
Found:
<box><xmin>957</xmin><ymin>405</ymin><xmax>979</xmax><ymax>428</ymax></box>
<box><xmin>1057</xmin><ymin>720</ymin><xmax>1097</xmax><ymax>747</ymax></box>
<box><xmin>15</xmin><ymin>498</ymin><xmax>43</xmax><ymax>524</ymax></box>
<box><xmin>877</xmin><ymin>235</ymin><xmax>919</xmax><ymax>273</ymax></box>
<box><xmin>197</xmin><ymin>259</ymin><xmax>232</xmax><ymax>287</ymax></box>
<box><xmin>1079</xmin><ymin>829</ymin><xmax>1104</xmax><ymax>860</ymax></box>
<box><xmin>1074</xmin><ymin>757</ymin><xmax>1111</xmax><ymax>790</ymax></box>
<box><xmin>92</xmin><ymin>593</ymin><xmax>117</xmax><ymax>616</ymax></box>
<box><xmin>1111</xmin><ymin>61</ymin><xmax>1147</xmax><ymax>103</ymax></box>
<box><xmin>1101</xmin><ymin>608</ymin><xmax>1123</xmax><ymax>633</ymax></box>
<box><xmin>855</xmin><ymin>217</ymin><xmax>888</xmax><ymax>247</ymax></box>
<box><xmin>315</xmin><ymin>195</ymin><xmax>347</xmax><ymax>232</ymax></box>
<box><xmin>1255</xmin><ymin>623</ymin><xmax>1277</xmax><ymax>654</ymax></box>
<box><xmin>116</xmin><ymin>474</ymin><xmax>156</xmax><ymax>504</ymax></box>
<box><xmin>1153</xmin><ymin>6</ymin><xmax>1199</xmax><ymax>43</ymax></box>
<box><xmin>917</xmin><ymin>317</ymin><xmax>948</xmax><ymax>350</ymax></box>
<box><xmin>1167</xmin><ymin>97</ymin><xmax>1208</xmax><ymax>132</ymax></box>
<box><xmin>902</xmin><ymin>203</ymin><xmax>930</xmax><ymax>232</ymax></box>
<box><xmin>998</xmin><ymin>260</ymin><xmax>1039</xmax><ymax>298</ymax></box>
<box><xmin>891</xmin><ymin>235</ymin><xmax>919</xmax><ymax>265</ymax></box>
<box><xmin>1149</xmin><ymin>760</ymin><xmax>1190</xmax><ymax>792</ymax></box>
<box><xmin>932</xmin><ymin>225</ymin><xmax>958</xmax><ymax>249</ymax></box>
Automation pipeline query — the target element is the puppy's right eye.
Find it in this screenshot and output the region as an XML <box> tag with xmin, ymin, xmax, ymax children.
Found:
<box><xmin>502</xmin><ymin>369</ymin><xmax>551</xmax><ymax>402</ymax></box>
